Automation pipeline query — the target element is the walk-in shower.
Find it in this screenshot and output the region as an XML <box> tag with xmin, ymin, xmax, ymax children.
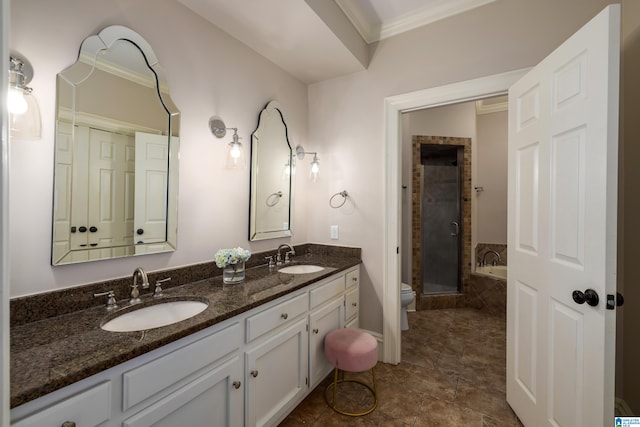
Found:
<box><xmin>420</xmin><ymin>144</ymin><xmax>463</xmax><ymax>294</ymax></box>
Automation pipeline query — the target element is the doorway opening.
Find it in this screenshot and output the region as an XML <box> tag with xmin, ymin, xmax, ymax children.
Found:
<box><xmin>381</xmin><ymin>68</ymin><xmax>527</xmax><ymax>365</ymax></box>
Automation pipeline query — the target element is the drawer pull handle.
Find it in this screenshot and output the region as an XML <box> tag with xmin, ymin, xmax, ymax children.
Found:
<box><xmin>62</xmin><ymin>422</ymin><xmax>76</xmax><ymax>427</ymax></box>
<box><xmin>232</xmin><ymin>380</ymin><xmax>241</xmax><ymax>389</ymax></box>
<box><xmin>281</xmin><ymin>313</ymin><xmax>288</xmax><ymax>320</ymax></box>
<box><xmin>352</xmin><ymin>277</ymin><xmax>357</xmax><ymax>282</ymax></box>
<box><xmin>313</xmin><ymin>328</ymin><xmax>319</xmax><ymax>334</ymax></box>
<box><xmin>352</xmin><ymin>302</ymin><xmax>358</xmax><ymax>307</ymax></box>
<box><xmin>251</xmin><ymin>370</ymin><xmax>259</xmax><ymax>378</ymax></box>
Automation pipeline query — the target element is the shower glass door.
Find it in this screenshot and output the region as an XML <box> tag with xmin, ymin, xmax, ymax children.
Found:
<box><xmin>421</xmin><ymin>145</ymin><xmax>462</xmax><ymax>294</ymax></box>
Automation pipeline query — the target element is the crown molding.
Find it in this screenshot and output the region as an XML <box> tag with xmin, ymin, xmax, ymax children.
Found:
<box><xmin>335</xmin><ymin>0</ymin><xmax>376</xmax><ymax>43</ymax></box>
<box><xmin>337</xmin><ymin>0</ymin><xmax>496</xmax><ymax>43</ymax></box>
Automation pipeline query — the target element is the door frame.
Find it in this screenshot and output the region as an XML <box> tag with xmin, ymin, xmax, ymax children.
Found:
<box><xmin>382</xmin><ymin>68</ymin><xmax>529</xmax><ymax>363</ymax></box>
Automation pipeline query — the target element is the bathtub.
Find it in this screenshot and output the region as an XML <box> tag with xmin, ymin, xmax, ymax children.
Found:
<box><xmin>475</xmin><ymin>265</ymin><xmax>507</xmax><ymax>280</ymax></box>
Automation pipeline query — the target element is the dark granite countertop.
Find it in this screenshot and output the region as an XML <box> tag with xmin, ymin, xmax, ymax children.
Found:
<box><xmin>10</xmin><ymin>252</ymin><xmax>360</xmax><ymax>409</ymax></box>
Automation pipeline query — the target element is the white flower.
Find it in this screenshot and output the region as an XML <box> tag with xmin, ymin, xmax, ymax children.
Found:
<box><xmin>215</xmin><ymin>247</ymin><xmax>252</xmax><ymax>268</ymax></box>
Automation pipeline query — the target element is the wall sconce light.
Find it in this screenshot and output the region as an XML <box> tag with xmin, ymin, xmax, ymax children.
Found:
<box><xmin>209</xmin><ymin>116</ymin><xmax>245</xmax><ymax>169</ymax></box>
<box><xmin>282</xmin><ymin>156</ymin><xmax>295</xmax><ymax>180</ymax></box>
<box><xmin>296</xmin><ymin>145</ymin><xmax>319</xmax><ymax>182</ymax></box>
<box><xmin>8</xmin><ymin>54</ymin><xmax>41</xmax><ymax>140</ymax></box>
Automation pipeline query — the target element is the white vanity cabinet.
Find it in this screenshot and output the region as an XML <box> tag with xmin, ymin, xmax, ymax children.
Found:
<box><xmin>308</xmin><ymin>276</ymin><xmax>346</xmax><ymax>389</ymax></box>
<box><xmin>122</xmin><ymin>322</ymin><xmax>244</xmax><ymax>427</ymax></box>
<box><xmin>11</xmin><ymin>381</ymin><xmax>112</xmax><ymax>427</ymax></box>
<box><xmin>244</xmin><ymin>318</ymin><xmax>308</xmax><ymax>427</ymax></box>
<box><xmin>10</xmin><ymin>265</ymin><xmax>361</xmax><ymax>427</ymax></box>
<box><xmin>122</xmin><ymin>356</ymin><xmax>243</xmax><ymax>427</ymax></box>
<box><xmin>345</xmin><ymin>268</ymin><xmax>360</xmax><ymax>328</ymax></box>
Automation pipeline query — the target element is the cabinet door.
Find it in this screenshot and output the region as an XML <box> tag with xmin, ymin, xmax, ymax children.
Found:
<box><xmin>123</xmin><ymin>356</ymin><xmax>243</xmax><ymax>427</ymax></box>
<box><xmin>309</xmin><ymin>297</ymin><xmax>343</xmax><ymax>388</ymax></box>
<box><xmin>11</xmin><ymin>382</ymin><xmax>111</xmax><ymax>427</ymax></box>
<box><xmin>245</xmin><ymin>318</ymin><xmax>308</xmax><ymax>427</ymax></box>
<box><xmin>345</xmin><ymin>285</ymin><xmax>359</xmax><ymax>324</ymax></box>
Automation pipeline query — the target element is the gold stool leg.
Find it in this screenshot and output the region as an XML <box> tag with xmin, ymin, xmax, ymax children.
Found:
<box><xmin>324</xmin><ymin>366</ymin><xmax>378</xmax><ymax>417</ymax></box>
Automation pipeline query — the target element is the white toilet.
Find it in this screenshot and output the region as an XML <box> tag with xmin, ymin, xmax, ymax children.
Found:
<box><xmin>401</xmin><ymin>283</ymin><xmax>415</xmax><ymax>331</ymax></box>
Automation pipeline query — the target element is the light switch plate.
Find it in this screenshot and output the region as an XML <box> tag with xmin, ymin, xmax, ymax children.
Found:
<box><xmin>330</xmin><ymin>225</ymin><xmax>339</xmax><ymax>240</ymax></box>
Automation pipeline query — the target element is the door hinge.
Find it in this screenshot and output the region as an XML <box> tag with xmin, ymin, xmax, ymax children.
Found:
<box><xmin>397</xmin><ymin>247</ymin><xmax>399</xmax><ymax>254</ymax></box>
<box><xmin>305</xmin><ymin>377</ymin><xmax>308</xmax><ymax>386</ymax></box>
<box><xmin>306</xmin><ymin>324</ymin><xmax>308</xmax><ymax>332</ymax></box>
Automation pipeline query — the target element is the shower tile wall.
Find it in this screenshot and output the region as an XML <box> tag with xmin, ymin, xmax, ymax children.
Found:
<box><xmin>476</xmin><ymin>243</ymin><xmax>507</xmax><ymax>266</ymax></box>
<box><xmin>412</xmin><ymin>136</ymin><xmax>472</xmax><ymax>311</ymax></box>
<box><xmin>465</xmin><ymin>243</ymin><xmax>508</xmax><ymax>317</ymax></box>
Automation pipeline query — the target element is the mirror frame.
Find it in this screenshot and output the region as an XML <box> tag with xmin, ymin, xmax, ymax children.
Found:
<box><xmin>51</xmin><ymin>25</ymin><xmax>180</xmax><ymax>265</ymax></box>
<box><xmin>249</xmin><ymin>101</ymin><xmax>294</xmax><ymax>241</ymax></box>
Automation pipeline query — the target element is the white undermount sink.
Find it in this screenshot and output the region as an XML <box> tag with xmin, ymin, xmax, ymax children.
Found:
<box><xmin>278</xmin><ymin>264</ymin><xmax>324</xmax><ymax>274</ymax></box>
<box><xmin>101</xmin><ymin>299</ymin><xmax>208</xmax><ymax>332</ymax></box>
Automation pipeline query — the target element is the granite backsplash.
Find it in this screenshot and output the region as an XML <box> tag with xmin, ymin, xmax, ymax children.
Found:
<box><xmin>11</xmin><ymin>243</ymin><xmax>360</xmax><ymax>327</ymax></box>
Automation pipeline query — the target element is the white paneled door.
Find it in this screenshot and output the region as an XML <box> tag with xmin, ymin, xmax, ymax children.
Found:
<box><xmin>134</xmin><ymin>132</ymin><xmax>169</xmax><ymax>245</ymax></box>
<box><xmin>507</xmin><ymin>5</ymin><xmax>620</xmax><ymax>427</ymax></box>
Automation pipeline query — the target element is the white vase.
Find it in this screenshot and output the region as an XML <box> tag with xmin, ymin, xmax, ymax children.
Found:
<box><xmin>223</xmin><ymin>261</ymin><xmax>245</xmax><ymax>284</ymax></box>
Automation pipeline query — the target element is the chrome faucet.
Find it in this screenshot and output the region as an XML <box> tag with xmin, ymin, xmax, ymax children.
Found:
<box><xmin>481</xmin><ymin>250</ymin><xmax>502</xmax><ymax>267</ymax></box>
<box><xmin>276</xmin><ymin>244</ymin><xmax>295</xmax><ymax>265</ymax></box>
<box><xmin>130</xmin><ymin>267</ymin><xmax>150</xmax><ymax>303</ymax></box>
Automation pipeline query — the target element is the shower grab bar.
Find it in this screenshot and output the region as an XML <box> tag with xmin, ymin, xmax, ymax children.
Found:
<box><xmin>450</xmin><ymin>221</ymin><xmax>459</xmax><ymax>236</ymax></box>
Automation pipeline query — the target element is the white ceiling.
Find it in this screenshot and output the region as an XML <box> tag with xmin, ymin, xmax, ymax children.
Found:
<box><xmin>178</xmin><ymin>0</ymin><xmax>496</xmax><ymax>84</ymax></box>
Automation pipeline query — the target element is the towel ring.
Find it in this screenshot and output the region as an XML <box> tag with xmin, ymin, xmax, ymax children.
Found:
<box><xmin>266</xmin><ymin>191</ymin><xmax>283</xmax><ymax>207</ymax></box>
<box><xmin>329</xmin><ymin>191</ymin><xmax>349</xmax><ymax>208</ymax></box>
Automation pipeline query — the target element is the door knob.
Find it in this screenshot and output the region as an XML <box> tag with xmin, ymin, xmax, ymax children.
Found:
<box><xmin>250</xmin><ymin>370</ymin><xmax>259</xmax><ymax>378</ymax></box>
<box><xmin>572</xmin><ymin>289</ymin><xmax>599</xmax><ymax>307</ymax></box>
<box><xmin>232</xmin><ymin>381</ymin><xmax>241</xmax><ymax>389</ymax></box>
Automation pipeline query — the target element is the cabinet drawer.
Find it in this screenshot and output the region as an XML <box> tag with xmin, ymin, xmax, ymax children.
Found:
<box><xmin>345</xmin><ymin>286</ymin><xmax>359</xmax><ymax>322</ymax></box>
<box><xmin>123</xmin><ymin>322</ymin><xmax>241</xmax><ymax>411</ymax></box>
<box><xmin>123</xmin><ymin>356</ymin><xmax>242</xmax><ymax>427</ymax></box>
<box><xmin>12</xmin><ymin>381</ymin><xmax>111</xmax><ymax>427</ymax></box>
<box><xmin>246</xmin><ymin>292</ymin><xmax>308</xmax><ymax>342</ymax></box>
<box><xmin>346</xmin><ymin>268</ymin><xmax>359</xmax><ymax>289</ymax></box>
<box><xmin>309</xmin><ymin>276</ymin><xmax>344</xmax><ymax>310</ymax></box>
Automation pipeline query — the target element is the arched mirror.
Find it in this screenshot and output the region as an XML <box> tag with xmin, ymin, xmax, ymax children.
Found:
<box><xmin>52</xmin><ymin>25</ymin><xmax>180</xmax><ymax>265</ymax></box>
<box><xmin>249</xmin><ymin>101</ymin><xmax>294</xmax><ymax>240</ymax></box>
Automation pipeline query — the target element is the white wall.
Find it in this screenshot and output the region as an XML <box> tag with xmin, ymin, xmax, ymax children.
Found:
<box><xmin>308</xmin><ymin>0</ymin><xmax>614</xmax><ymax>333</ymax></box>
<box><xmin>476</xmin><ymin>110</ymin><xmax>508</xmax><ymax>244</ymax></box>
<box><xmin>9</xmin><ymin>0</ymin><xmax>310</xmax><ymax>297</ymax></box>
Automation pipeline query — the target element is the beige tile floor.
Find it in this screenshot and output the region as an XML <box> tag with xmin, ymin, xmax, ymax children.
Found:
<box><xmin>280</xmin><ymin>308</ymin><xmax>523</xmax><ymax>426</ymax></box>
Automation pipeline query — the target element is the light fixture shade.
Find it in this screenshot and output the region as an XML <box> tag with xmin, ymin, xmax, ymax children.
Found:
<box><xmin>282</xmin><ymin>156</ymin><xmax>295</xmax><ymax>179</ymax></box>
<box><xmin>295</xmin><ymin>144</ymin><xmax>320</xmax><ymax>182</ymax></box>
<box><xmin>309</xmin><ymin>154</ymin><xmax>319</xmax><ymax>182</ymax></box>
<box><xmin>8</xmin><ymin>54</ymin><xmax>42</xmax><ymax>140</ymax></box>
<box><xmin>9</xmin><ymin>90</ymin><xmax>41</xmax><ymax>140</ymax></box>
<box><xmin>226</xmin><ymin>140</ymin><xmax>245</xmax><ymax>169</ymax></box>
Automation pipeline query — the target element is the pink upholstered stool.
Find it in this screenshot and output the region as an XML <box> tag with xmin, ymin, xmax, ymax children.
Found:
<box><xmin>324</xmin><ymin>328</ymin><xmax>378</xmax><ymax>416</ymax></box>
